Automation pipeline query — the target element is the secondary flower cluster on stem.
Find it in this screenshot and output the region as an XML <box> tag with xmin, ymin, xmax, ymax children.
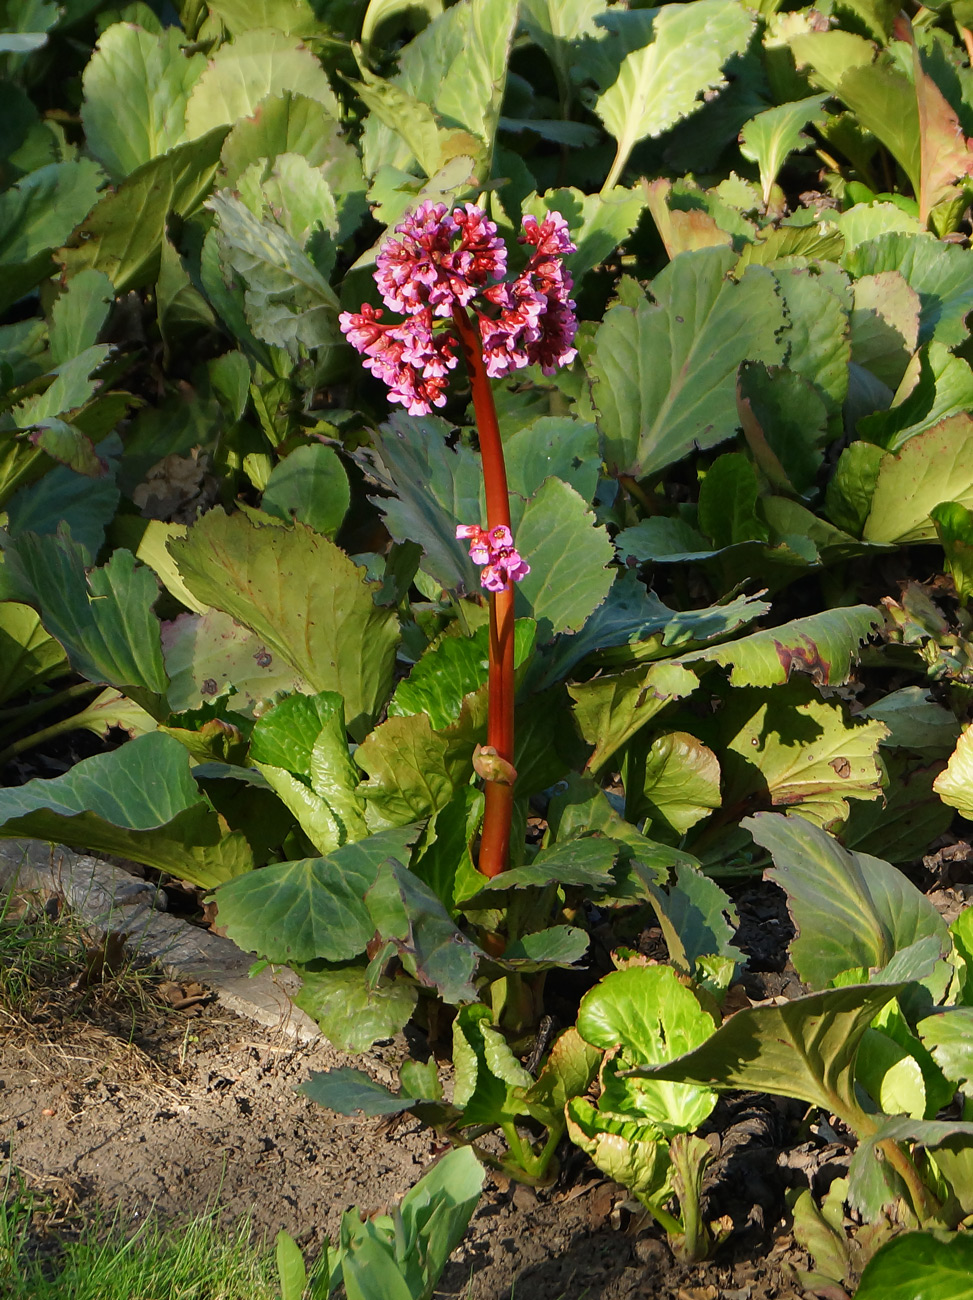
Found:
<box><xmin>339</xmin><ymin>201</ymin><xmax>578</xmax><ymax>417</ymax></box>
<box><xmin>455</xmin><ymin>523</ymin><xmax>530</xmax><ymax>592</ymax></box>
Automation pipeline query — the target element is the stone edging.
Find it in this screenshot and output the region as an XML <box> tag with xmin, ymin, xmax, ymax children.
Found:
<box><xmin>0</xmin><ymin>839</ymin><xmax>319</xmax><ymax>1042</ymax></box>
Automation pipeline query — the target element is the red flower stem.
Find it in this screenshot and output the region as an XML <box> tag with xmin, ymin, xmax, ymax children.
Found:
<box><xmin>453</xmin><ymin>305</ymin><xmax>515</xmax><ymax>878</ymax></box>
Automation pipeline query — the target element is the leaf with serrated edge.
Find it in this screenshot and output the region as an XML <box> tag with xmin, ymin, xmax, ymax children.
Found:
<box><xmin>571</xmin><ymin>660</ymin><xmax>699</xmax><ymax>775</ymax></box>
<box><xmin>680</xmin><ymin>605</ymin><xmax>881</xmax><ymax>687</ymax></box>
<box><xmin>688</xmin><ymin>680</ymin><xmax>886</xmax><ymax>834</ymax></box>
<box><xmin>739</xmin><ymin>95</ymin><xmax>828</xmax><ymax>206</ymax></box>
<box><xmin>215</xmin><ymin>827</ymin><xmax>415</xmax><ymax>964</ymax></box>
<box><xmin>169</xmin><ymin>510</ymin><xmax>399</xmax><ymax>739</ymax></box>
<box><xmin>0</xmin><ymin>731</ymin><xmax>251</xmax><ymax>887</ymax></box>
<box><xmin>864</xmin><ymin>416</ymin><xmax>973</xmax><ymax>545</ymax></box>
<box><xmin>294</xmin><ymin>967</ymin><xmax>418</xmax><ymax>1053</ymax></box>
<box><xmin>184</xmin><ymin>29</ymin><xmax>338</xmax><ymax>139</ymax></box>
<box><xmin>57</xmin><ymin>128</ymin><xmax>229</xmax><ymax>291</ymax></box>
<box><xmin>81</xmin><ymin>24</ymin><xmax>206</xmax><ymax>180</ymax></box>
<box><xmin>747</xmin><ymin>811</ymin><xmax>948</xmax><ymax>990</ymax></box>
<box><xmin>587</xmin><ymin>253</ymin><xmax>785</xmax><ymax>479</ymax></box>
<box><xmin>593</xmin><ymin>1</ymin><xmax>755</xmax><ymax>188</ymax></box>
<box><xmin>631</xmin><ymin>981</ymin><xmax>905</xmax><ymax>1132</ymax></box>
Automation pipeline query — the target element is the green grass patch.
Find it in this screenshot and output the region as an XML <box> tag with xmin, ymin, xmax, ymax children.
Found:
<box><xmin>0</xmin><ymin>1174</ymin><xmax>283</xmax><ymax>1300</ymax></box>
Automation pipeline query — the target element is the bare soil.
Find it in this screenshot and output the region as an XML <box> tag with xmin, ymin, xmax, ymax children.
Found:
<box><xmin>0</xmin><ymin>990</ymin><xmax>810</xmax><ymax>1300</ymax></box>
<box><xmin>0</xmin><ymin>882</ymin><xmax>829</xmax><ymax>1300</ymax></box>
<box><xmin>15</xmin><ymin>858</ymin><xmax>973</xmax><ymax>1297</ymax></box>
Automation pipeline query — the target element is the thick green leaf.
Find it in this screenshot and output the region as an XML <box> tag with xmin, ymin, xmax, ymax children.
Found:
<box><xmin>10</xmin><ymin>345</ymin><xmax>110</xmax><ymax>432</ymax></box>
<box><xmin>162</xmin><ymin>607</ymin><xmax>306</xmax><ymax>713</ymax></box>
<box><xmin>538</xmin><ymin>572</ymin><xmax>768</xmax><ymax>687</ymax></box>
<box><xmin>169</xmin><ymin>510</ymin><xmax>399</xmax><ymax>739</ymax></box>
<box><xmin>261</xmin><ymin>444</ymin><xmax>349</xmax><ymax>537</ymax></box>
<box><xmin>933</xmin><ymin>726</ymin><xmax>973</xmax><ymax>820</ymax></box>
<box><xmin>81</xmin><ymin>23</ymin><xmax>206</xmax><ymax>179</ymax></box>
<box><xmin>917</xmin><ymin>1008</ymin><xmax>973</xmax><ymax>1089</ymax></box>
<box><xmin>2</xmin><ymin>532</ymin><xmax>167</xmax><ymax>710</ymax></box>
<box><xmin>632</xmin><ymin>981</ymin><xmax>905</xmax><ymax>1131</ymax></box>
<box><xmin>591</xmin><ymin>1</ymin><xmax>755</xmax><ymax>189</ymax></box>
<box><xmin>57</xmin><ymin>128</ymin><xmax>229</xmax><ymax>291</ymax></box>
<box><xmin>849</xmin><ymin>270</ymin><xmax>920</xmax><ymax>392</ymax></box>
<box><xmin>355</xmin><ymin>710</ymin><xmax>474</xmax><ymax>829</ymax></box>
<box><xmin>207</xmin><ymin>0</ymin><xmax>324</xmax><ymax>35</ymax></box>
<box><xmin>502</xmin><ymin>414</ymin><xmax>600</xmax><ymax>509</ymax></box>
<box><xmin>864</xmin><ymin>415</ymin><xmax>973</xmax><ymax>545</ymax></box>
<box><xmin>791</xmin><ymin>32</ymin><xmax>920</xmax><ymax>192</ymax></box>
<box><xmin>692</xmin><ymin>681</ymin><xmax>887</xmax><ymax>832</ymax></box>
<box><xmin>697</xmin><ymin>452</ymin><xmax>767</xmax><ymax>548</ymax></box>
<box><xmin>7</xmin><ymin>436</ymin><xmax>121</xmax><ymax>556</ymax></box>
<box><xmin>411</xmin><ymin>786</ymin><xmax>482</xmax><ymax>910</ymax></box>
<box><xmin>214</xmin><ymin>827</ymin><xmax>415</xmax><ymax>964</ymax></box>
<box><xmin>514</xmin><ymin>477</ymin><xmax>614</xmax><ymax>636</ymax></box>
<box><xmin>859</xmin><ymin>344</ymin><xmax>973</xmax><ymax>454</ymax></box>
<box><xmin>931</xmin><ymin>500</ymin><xmax>973</xmax><ymax>603</ymax></box>
<box><xmin>844</xmin><ymin>232</ymin><xmax>973</xmax><ymax>348</ymax></box>
<box><xmin>390</xmin><ymin>621</ymin><xmax>534</xmax><ymax>731</ymax></box>
<box><xmin>641</xmin><ymin>863</ymin><xmax>743</xmax><ymax>975</ymax></box>
<box><xmin>565</xmin><ymin>1099</ymin><xmax>671</xmax><ymax>1213</ymax></box>
<box><xmin>0</xmin><ymin>601</ymin><xmax>66</xmax><ymax>705</ymax></box>
<box><xmin>856</xmin><ymin>1231</ymin><xmax>973</xmax><ymax>1300</ymax></box>
<box><xmin>0</xmin><ymin>731</ymin><xmax>251</xmax><ymax>886</ymax></box>
<box><xmin>0</xmin><ymin>159</ymin><xmax>106</xmax><ymax>311</ymax></box>
<box><xmin>293</xmin><ymin>965</ymin><xmax>418</xmax><ymax>1052</ymax></box>
<box><xmin>184</xmin><ymin>29</ymin><xmax>338</xmax><ymax>139</ymax></box>
<box><xmin>587</xmin><ymin>253</ymin><xmax>786</xmax><ymax>479</ymax></box>
<box><xmin>825</xmin><ymin>439</ymin><xmax>886</xmax><ymax>536</ymax></box>
<box><xmin>774</xmin><ymin>263</ymin><xmax>851</xmax><ymax>417</ymax></box>
<box><xmin>747</xmin><ymin>812</ymin><xmax>948</xmax><ymax>990</ymax></box>
<box><xmin>859</xmin><ymin>687</ymin><xmax>960</xmax><ymax>755</ymax></box>
<box><xmin>462</xmin><ymin>836</ymin><xmax>618</xmax><ymax>904</ymax></box>
<box><xmin>358</xmin><ymin>414</ymin><xmax>481</xmax><ymax>593</ymax></box>
<box><xmin>250</xmin><ymin>690</ymin><xmax>367</xmax><ymax>854</ymax></box>
<box><xmin>570</xmin><ymin>660</ymin><xmax>699</xmax><ymax>774</ymax></box>
<box><xmin>48</xmin><ymin>268</ymin><xmax>114</xmax><ymax>365</ymax></box>
<box><xmin>624</xmin><ymin>731</ymin><xmax>721</xmax><ymax>837</ymax></box>
<box><xmin>578</xmin><ymin>965</ymin><xmax>717</xmax><ymax>1135</ymax></box>
<box><xmin>207</xmin><ymin>190</ymin><xmax>339</xmax><ymax>357</ymax></box>
<box><xmin>219</xmin><ymin>93</ymin><xmax>366</xmax><ymax>241</ymax></box>
<box><xmin>680</xmin><ymin>605</ymin><xmax>882</xmax><ymax>687</ymax></box>
<box><xmin>501</xmin><ymin>926</ymin><xmax>589</xmax><ymax>968</ymax></box>
<box><xmin>365</xmin><ymin>860</ymin><xmax>483</xmax><ymax>1004</ymax></box>
<box><xmin>361</xmin><ymin>0</ymin><xmax>517</xmax><ymax>180</ymax></box>
<box><xmin>739</xmin><ymin>95</ymin><xmax>827</xmax><ymax>206</ymax></box>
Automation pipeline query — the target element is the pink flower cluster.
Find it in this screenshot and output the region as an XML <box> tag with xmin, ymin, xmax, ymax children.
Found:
<box><xmin>456</xmin><ymin>523</ymin><xmax>530</xmax><ymax>593</ymax></box>
<box><xmin>339</xmin><ymin>201</ymin><xmax>577</xmax><ymax>415</ymax></box>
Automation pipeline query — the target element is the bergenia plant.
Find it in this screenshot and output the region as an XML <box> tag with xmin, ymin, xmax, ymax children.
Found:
<box><xmin>340</xmin><ymin>201</ymin><xmax>578</xmax><ymax>877</ymax></box>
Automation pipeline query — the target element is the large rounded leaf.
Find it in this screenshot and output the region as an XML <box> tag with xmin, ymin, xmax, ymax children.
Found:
<box><xmin>577</xmin><ymin>965</ymin><xmax>717</xmax><ymax>1133</ymax></box>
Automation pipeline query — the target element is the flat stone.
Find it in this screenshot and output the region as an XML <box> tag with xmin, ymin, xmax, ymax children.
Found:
<box><xmin>0</xmin><ymin>839</ymin><xmax>319</xmax><ymax>1042</ymax></box>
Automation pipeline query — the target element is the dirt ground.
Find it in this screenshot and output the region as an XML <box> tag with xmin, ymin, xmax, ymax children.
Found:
<box><xmin>0</xmin><ymin>878</ymin><xmax>836</xmax><ymax>1300</ymax></box>
<box><xmin>0</xmin><ymin>996</ymin><xmax>809</xmax><ymax>1300</ymax></box>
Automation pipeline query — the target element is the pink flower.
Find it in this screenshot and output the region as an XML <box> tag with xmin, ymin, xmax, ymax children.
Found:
<box><xmin>455</xmin><ymin>523</ymin><xmax>530</xmax><ymax>592</ymax></box>
<box><xmin>374</xmin><ymin>200</ymin><xmax>505</xmax><ymax>318</ymax></box>
<box><xmin>340</xmin><ymin>305</ymin><xmax>457</xmax><ymax>416</ymax></box>
<box><xmin>521</xmin><ymin>210</ymin><xmax>575</xmax><ymax>259</ymax></box>
<box><xmin>342</xmin><ymin>203</ymin><xmax>578</xmax><ymax>412</ymax></box>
